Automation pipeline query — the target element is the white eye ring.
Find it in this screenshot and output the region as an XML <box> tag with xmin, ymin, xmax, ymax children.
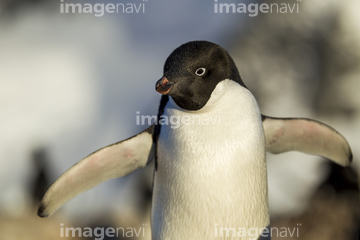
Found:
<box><xmin>195</xmin><ymin>68</ymin><xmax>206</xmax><ymax>76</ymax></box>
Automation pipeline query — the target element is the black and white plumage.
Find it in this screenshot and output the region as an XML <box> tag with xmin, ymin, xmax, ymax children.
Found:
<box><xmin>38</xmin><ymin>41</ymin><xmax>352</xmax><ymax>240</ymax></box>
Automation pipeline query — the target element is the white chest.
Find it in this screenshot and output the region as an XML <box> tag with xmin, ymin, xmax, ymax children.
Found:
<box><xmin>152</xmin><ymin>80</ymin><xmax>269</xmax><ymax>239</ymax></box>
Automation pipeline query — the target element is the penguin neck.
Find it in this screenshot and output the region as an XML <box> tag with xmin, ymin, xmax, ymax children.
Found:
<box><xmin>166</xmin><ymin>79</ymin><xmax>264</xmax><ymax>131</ymax></box>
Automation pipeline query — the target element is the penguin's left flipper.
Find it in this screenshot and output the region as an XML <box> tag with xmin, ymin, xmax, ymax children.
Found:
<box><xmin>38</xmin><ymin>125</ymin><xmax>155</xmax><ymax>218</ymax></box>
<box><xmin>262</xmin><ymin>116</ymin><xmax>352</xmax><ymax>167</ymax></box>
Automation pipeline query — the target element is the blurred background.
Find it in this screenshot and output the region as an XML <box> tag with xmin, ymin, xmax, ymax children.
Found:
<box><xmin>0</xmin><ymin>0</ymin><xmax>359</xmax><ymax>239</ymax></box>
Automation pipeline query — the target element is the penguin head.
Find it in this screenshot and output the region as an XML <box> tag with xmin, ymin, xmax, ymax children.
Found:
<box><xmin>155</xmin><ymin>41</ymin><xmax>245</xmax><ymax>111</ymax></box>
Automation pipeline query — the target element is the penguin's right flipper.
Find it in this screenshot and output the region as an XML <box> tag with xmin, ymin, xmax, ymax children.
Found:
<box><xmin>38</xmin><ymin>125</ymin><xmax>155</xmax><ymax>218</ymax></box>
<box><xmin>262</xmin><ymin>116</ymin><xmax>352</xmax><ymax>167</ymax></box>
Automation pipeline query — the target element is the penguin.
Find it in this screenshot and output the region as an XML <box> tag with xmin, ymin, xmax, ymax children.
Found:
<box><xmin>37</xmin><ymin>41</ymin><xmax>352</xmax><ymax>240</ymax></box>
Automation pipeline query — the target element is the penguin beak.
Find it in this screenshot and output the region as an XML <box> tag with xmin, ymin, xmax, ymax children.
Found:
<box><xmin>156</xmin><ymin>77</ymin><xmax>174</xmax><ymax>95</ymax></box>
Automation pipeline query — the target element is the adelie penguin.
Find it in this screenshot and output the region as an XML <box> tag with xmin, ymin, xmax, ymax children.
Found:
<box><xmin>38</xmin><ymin>41</ymin><xmax>353</xmax><ymax>240</ymax></box>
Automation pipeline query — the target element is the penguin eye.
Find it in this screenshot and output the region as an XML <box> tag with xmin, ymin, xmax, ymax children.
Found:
<box><xmin>195</xmin><ymin>68</ymin><xmax>206</xmax><ymax>76</ymax></box>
